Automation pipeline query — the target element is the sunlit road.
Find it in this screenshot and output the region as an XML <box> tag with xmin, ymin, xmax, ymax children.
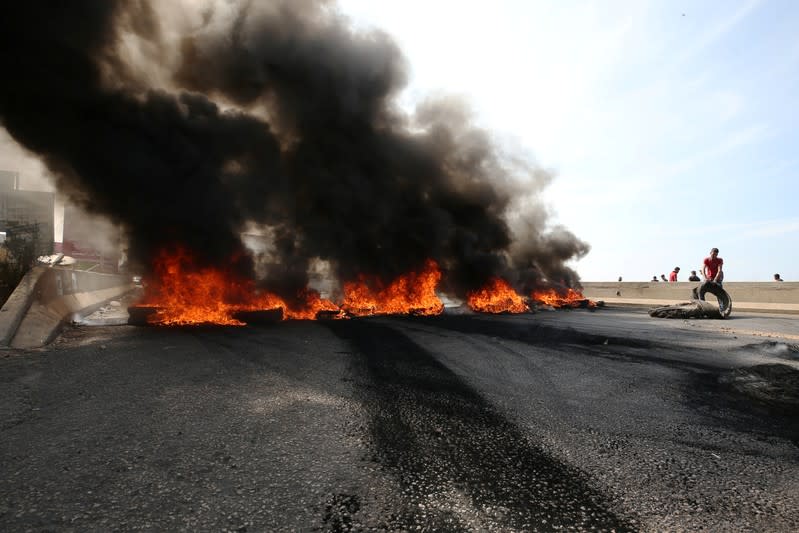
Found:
<box><xmin>1</xmin><ymin>308</ymin><xmax>798</xmax><ymax>531</ymax></box>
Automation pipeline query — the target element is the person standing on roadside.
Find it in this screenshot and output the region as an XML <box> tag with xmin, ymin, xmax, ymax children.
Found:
<box><xmin>688</xmin><ymin>270</ymin><xmax>701</xmax><ymax>281</ymax></box>
<box><xmin>702</xmin><ymin>247</ymin><xmax>724</xmax><ymax>285</ymax></box>
<box><xmin>774</xmin><ymin>273</ymin><xmax>784</xmax><ymax>281</ymax></box>
<box><xmin>668</xmin><ymin>267</ymin><xmax>680</xmax><ymax>282</ymax></box>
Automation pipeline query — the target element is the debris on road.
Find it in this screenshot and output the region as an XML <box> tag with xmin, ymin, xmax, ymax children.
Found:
<box><xmin>649</xmin><ymin>282</ymin><xmax>733</xmax><ymax>319</ymax></box>
<box><xmin>649</xmin><ymin>300</ymin><xmax>726</xmax><ymax>319</ymax></box>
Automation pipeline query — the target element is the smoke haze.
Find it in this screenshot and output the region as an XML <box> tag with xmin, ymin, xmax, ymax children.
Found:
<box><xmin>0</xmin><ymin>0</ymin><xmax>589</xmax><ymax>300</ymax></box>
<box><xmin>0</xmin><ymin>130</ymin><xmax>54</xmax><ymax>192</ymax></box>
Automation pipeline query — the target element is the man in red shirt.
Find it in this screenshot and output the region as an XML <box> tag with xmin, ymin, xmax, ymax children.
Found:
<box><xmin>702</xmin><ymin>248</ymin><xmax>724</xmax><ymax>284</ymax></box>
<box><xmin>668</xmin><ymin>267</ymin><xmax>680</xmax><ymax>282</ymax></box>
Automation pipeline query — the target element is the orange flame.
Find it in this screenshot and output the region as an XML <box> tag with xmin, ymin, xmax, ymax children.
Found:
<box><xmin>281</xmin><ymin>289</ymin><xmax>344</xmax><ymax>321</ymax></box>
<box><xmin>531</xmin><ymin>288</ymin><xmax>596</xmax><ymax>308</ymax></box>
<box><xmin>467</xmin><ymin>277</ymin><xmax>529</xmax><ymax>314</ymax></box>
<box><xmin>342</xmin><ymin>259</ymin><xmax>444</xmax><ymax>316</ymax></box>
<box><xmin>137</xmin><ymin>248</ymin><xmax>340</xmax><ymax>325</ymax></box>
<box><xmin>137</xmin><ymin>249</ymin><xmax>595</xmax><ymax>324</ymax></box>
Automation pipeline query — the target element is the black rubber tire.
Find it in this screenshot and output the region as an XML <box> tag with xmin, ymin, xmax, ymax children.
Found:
<box><xmin>698</xmin><ymin>281</ymin><xmax>732</xmax><ymax>318</ymax></box>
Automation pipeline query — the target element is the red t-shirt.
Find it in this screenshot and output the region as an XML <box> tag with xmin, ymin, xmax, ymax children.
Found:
<box><xmin>669</xmin><ymin>271</ymin><xmax>678</xmax><ymax>282</ymax></box>
<box><xmin>703</xmin><ymin>256</ymin><xmax>723</xmax><ymax>279</ymax></box>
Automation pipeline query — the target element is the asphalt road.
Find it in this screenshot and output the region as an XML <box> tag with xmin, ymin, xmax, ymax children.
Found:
<box><xmin>1</xmin><ymin>307</ymin><xmax>798</xmax><ymax>532</ymax></box>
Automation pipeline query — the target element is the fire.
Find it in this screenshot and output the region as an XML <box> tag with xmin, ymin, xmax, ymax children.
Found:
<box><xmin>138</xmin><ymin>248</ymin><xmax>256</xmax><ymax>325</ymax></box>
<box><xmin>134</xmin><ymin>248</ymin><xmax>594</xmax><ymax>325</ymax></box>
<box><xmin>531</xmin><ymin>287</ymin><xmax>596</xmax><ymax>308</ymax></box>
<box><xmin>341</xmin><ymin>259</ymin><xmax>444</xmax><ymax>316</ymax></box>
<box><xmin>280</xmin><ymin>289</ymin><xmax>343</xmax><ymax>321</ymax></box>
<box><xmin>467</xmin><ymin>277</ymin><xmax>529</xmax><ymax>314</ymax></box>
<box><xmin>136</xmin><ymin>248</ymin><xmax>443</xmax><ymax>324</ymax></box>
<box><xmin>137</xmin><ymin>247</ymin><xmax>340</xmax><ymax>325</ymax></box>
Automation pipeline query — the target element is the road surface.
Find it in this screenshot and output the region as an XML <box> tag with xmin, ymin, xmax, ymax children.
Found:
<box><xmin>1</xmin><ymin>307</ymin><xmax>798</xmax><ymax>531</ymax></box>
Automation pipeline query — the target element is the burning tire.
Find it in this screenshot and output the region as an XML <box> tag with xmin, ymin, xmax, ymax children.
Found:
<box><xmin>698</xmin><ymin>281</ymin><xmax>732</xmax><ymax>318</ymax></box>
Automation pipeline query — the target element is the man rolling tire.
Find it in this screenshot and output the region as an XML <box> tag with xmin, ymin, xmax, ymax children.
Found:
<box><xmin>697</xmin><ymin>280</ymin><xmax>732</xmax><ymax>318</ymax></box>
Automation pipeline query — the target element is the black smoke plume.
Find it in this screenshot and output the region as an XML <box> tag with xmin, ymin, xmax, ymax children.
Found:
<box><xmin>0</xmin><ymin>0</ymin><xmax>589</xmax><ymax>300</ymax></box>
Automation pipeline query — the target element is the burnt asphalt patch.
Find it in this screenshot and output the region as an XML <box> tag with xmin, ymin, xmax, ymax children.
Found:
<box><xmin>327</xmin><ymin>319</ymin><xmax>635</xmax><ymax>531</ymax></box>
<box><xmin>739</xmin><ymin>341</ymin><xmax>799</xmax><ymax>362</ymax></box>
<box><xmin>719</xmin><ymin>342</ymin><xmax>799</xmax><ymax>418</ymax></box>
<box><xmin>719</xmin><ymin>364</ymin><xmax>799</xmax><ymax>415</ymax></box>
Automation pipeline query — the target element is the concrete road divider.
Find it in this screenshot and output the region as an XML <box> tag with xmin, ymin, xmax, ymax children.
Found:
<box><xmin>0</xmin><ymin>266</ymin><xmax>134</xmax><ymax>348</ymax></box>
<box><xmin>582</xmin><ymin>281</ymin><xmax>799</xmax><ymax>314</ymax></box>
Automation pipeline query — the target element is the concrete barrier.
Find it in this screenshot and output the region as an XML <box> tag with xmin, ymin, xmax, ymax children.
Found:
<box><xmin>581</xmin><ymin>281</ymin><xmax>799</xmax><ymax>314</ymax></box>
<box><xmin>0</xmin><ymin>266</ymin><xmax>134</xmax><ymax>348</ymax></box>
<box><xmin>0</xmin><ymin>267</ymin><xmax>47</xmax><ymax>345</ymax></box>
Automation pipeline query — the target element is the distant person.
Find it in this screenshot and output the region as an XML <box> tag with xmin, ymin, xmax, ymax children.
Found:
<box><xmin>651</xmin><ymin>275</ymin><xmax>659</xmax><ymax>282</ymax></box>
<box><xmin>774</xmin><ymin>273</ymin><xmax>784</xmax><ymax>282</ymax></box>
<box><xmin>688</xmin><ymin>270</ymin><xmax>701</xmax><ymax>282</ymax></box>
<box><xmin>660</xmin><ymin>274</ymin><xmax>668</xmax><ymax>282</ymax></box>
<box><xmin>702</xmin><ymin>247</ymin><xmax>724</xmax><ymax>284</ymax></box>
<box><xmin>668</xmin><ymin>267</ymin><xmax>680</xmax><ymax>282</ymax></box>
<box><xmin>618</xmin><ymin>276</ymin><xmax>623</xmax><ymax>282</ymax></box>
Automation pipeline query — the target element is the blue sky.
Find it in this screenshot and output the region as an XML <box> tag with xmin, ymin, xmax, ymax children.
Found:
<box><xmin>338</xmin><ymin>0</ymin><xmax>799</xmax><ymax>282</ymax></box>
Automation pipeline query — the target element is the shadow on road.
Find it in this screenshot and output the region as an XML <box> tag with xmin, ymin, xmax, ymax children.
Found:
<box><xmin>327</xmin><ymin>319</ymin><xmax>636</xmax><ymax>531</ymax></box>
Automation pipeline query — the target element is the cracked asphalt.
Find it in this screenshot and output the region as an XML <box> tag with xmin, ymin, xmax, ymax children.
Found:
<box><xmin>1</xmin><ymin>307</ymin><xmax>798</xmax><ymax>531</ymax></box>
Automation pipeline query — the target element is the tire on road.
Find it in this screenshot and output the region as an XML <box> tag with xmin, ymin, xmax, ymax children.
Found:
<box><xmin>698</xmin><ymin>281</ymin><xmax>732</xmax><ymax>318</ymax></box>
